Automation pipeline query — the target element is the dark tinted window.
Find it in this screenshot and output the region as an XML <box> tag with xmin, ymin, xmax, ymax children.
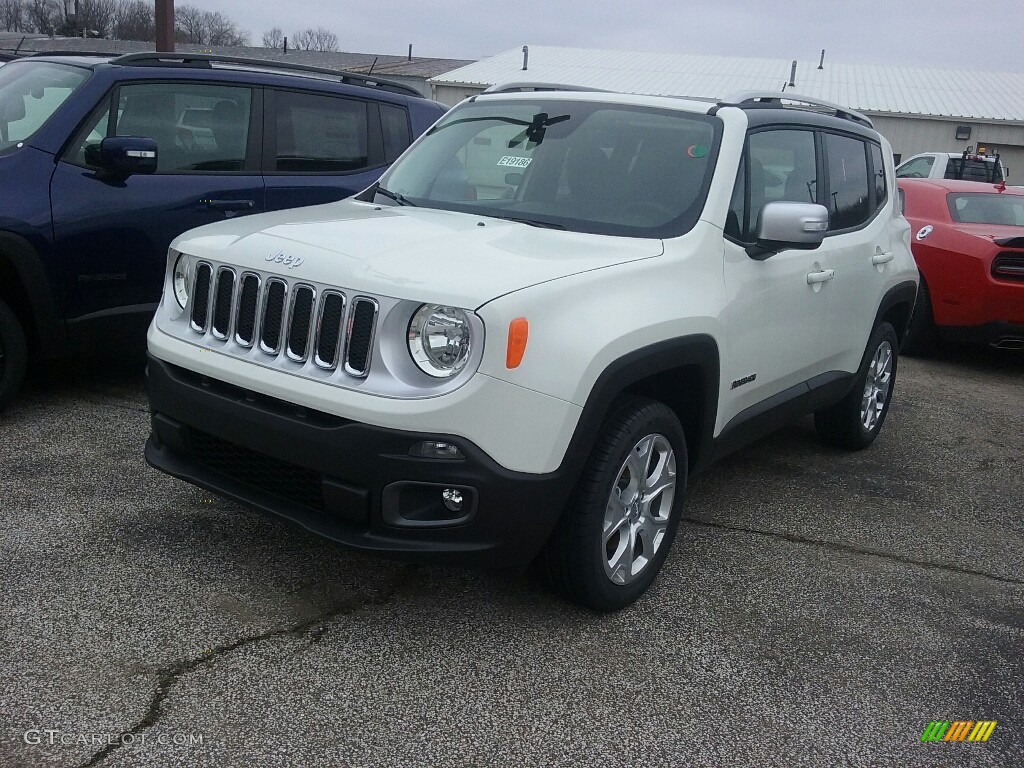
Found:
<box><xmin>274</xmin><ymin>91</ymin><xmax>368</xmax><ymax>173</ymax></box>
<box><xmin>947</xmin><ymin>193</ymin><xmax>1024</xmax><ymax>225</ymax></box>
<box><xmin>869</xmin><ymin>143</ymin><xmax>887</xmax><ymax>212</ymax></box>
<box><xmin>736</xmin><ymin>129</ymin><xmax>817</xmax><ymax>240</ymax></box>
<box><xmin>725</xmin><ymin>155</ymin><xmax>745</xmax><ymax>240</ymax></box>
<box><xmin>115</xmin><ymin>83</ymin><xmax>251</xmax><ymax>173</ymax></box>
<box><xmin>380</xmin><ymin>103</ymin><xmax>412</xmax><ymax>163</ymax></box>
<box><xmin>944</xmin><ymin>157</ymin><xmax>1003</xmax><ymax>183</ymax></box>
<box><xmin>824</xmin><ymin>133</ymin><xmax>870</xmax><ymax>230</ymax></box>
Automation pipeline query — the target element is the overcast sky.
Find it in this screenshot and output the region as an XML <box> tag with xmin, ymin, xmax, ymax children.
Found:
<box><xmin>210</xmin><ymin>0</ymin><xmax>1024</xmax><ymax>72</ymax></box>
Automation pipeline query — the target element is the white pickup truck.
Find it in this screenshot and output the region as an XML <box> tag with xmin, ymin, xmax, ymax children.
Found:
<box><xmin>896</xmin><ymin>151</ymin><xmax>1006</xmax><ymax>183</ymax></box>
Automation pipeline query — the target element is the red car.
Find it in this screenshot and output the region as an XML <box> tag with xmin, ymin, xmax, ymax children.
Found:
<box><xmin>898</xmin><ymin>178</ymin><xmax>1024</xmax><ymax>352</ymax></box>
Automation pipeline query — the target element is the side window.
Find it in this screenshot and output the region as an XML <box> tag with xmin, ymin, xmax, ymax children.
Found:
<box><xmin>824</xmin><ymin>133</ymin><xmax>870</xmax><ymax>230</ymax></box>
<box><xmin>725</xmin><ymin>152</ymin><xmax>746</xmax><ymax>240</ymax></box>
<box><xmin>274</xmin><ymin>91</ymin><xmax>368</xmax><ymax>173</ymax></box>
<box><xmin>895</xmin><ymin>155</ymin><xmax>934</xmax><ymax>178</ymax></box>
<box><xmin>869</xmin><ymin>143</ymin><xmax>887</xmax><ymax>213</ymax></box>
<box><xmin>115</xmin><ymin>83</ymin><xmax>252</xmax><ymax>173</ymax></box>
<box><xmin>65</xmin><ymin>98</ymin><xmax>112</xmax><ymax>167</ymax></box>
<box><xmin>743</xmin><ymin>129</ymin><xmax>817</xmax><ymax>240</ymax></box>
<box><xmin>380</xmin><ymin>103</ymin><xmax>412</xmax><ymax>163</ymax></box>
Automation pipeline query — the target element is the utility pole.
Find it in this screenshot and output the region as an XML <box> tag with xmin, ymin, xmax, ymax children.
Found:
<box><xmin>155</xmin><ymin>0</ymin><xmax>174</xmax><ymax>52</ymax></box>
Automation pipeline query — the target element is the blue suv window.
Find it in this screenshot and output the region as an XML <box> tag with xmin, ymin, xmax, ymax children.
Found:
<box><xmin>0</xmin><ymin>61</ymin><xmax>90</xmax><ymax>152</ymax></box>
<box><xmin>72</xmin><ymin>82</ymin><xmax>253</xmax><ymax>173</ymax></box>
<box><xmin>273</xmin><ymin>90</ymin><xmax>368</xmax><ymax>173</ymax></box>
<box><xmin>380</xmin><ymin>103</ymin><xmax>412</xmax><ymax>163</ymax></box>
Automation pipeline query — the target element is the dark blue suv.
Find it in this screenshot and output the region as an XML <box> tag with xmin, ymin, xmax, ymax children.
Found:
<box><xmin>0</xmin><ymin>52</ymin><xmax>446</xmax><ymax>409</ymax></box>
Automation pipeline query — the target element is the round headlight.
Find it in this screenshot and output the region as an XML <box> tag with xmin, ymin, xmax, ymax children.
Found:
<box><xmin>172</xmin><ymin>252</ymin><xmax>189</xmax><ymax>309</ymax></box>
<box><xmin>408</xmin><ymin>304</ymin><xmax>472</xmax><ymax>378</ymax></box>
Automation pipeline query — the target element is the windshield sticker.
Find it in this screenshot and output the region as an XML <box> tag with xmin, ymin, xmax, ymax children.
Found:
<box><xmin>498</xmin><ymin>156</ymin><xmax>532</xmax><ymax>168</ymax></box>
<box><xmin>687</xmin><ymin>145</ymin><xmax>709</xmax><ymax>158</ymax></box>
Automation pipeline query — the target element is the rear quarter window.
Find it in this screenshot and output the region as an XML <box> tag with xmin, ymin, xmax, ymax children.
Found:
<box><xmin>824</xmin><ymin>133</ymin><xmax>871</xmax><ymax>230</ymax></box>
<box><xmin>273</xmin><ymin>90</ymin><xmax>369</xmax><ymax>173</ymax></box>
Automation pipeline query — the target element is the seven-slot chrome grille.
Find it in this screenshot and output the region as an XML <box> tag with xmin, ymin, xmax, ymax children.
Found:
<box><xmin>188</xmin><ymin>262</ymin><xmax>377</xmax><ymax>377</ymax></box>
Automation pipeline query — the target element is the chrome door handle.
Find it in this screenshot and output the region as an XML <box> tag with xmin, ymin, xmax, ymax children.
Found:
<box><xmin>806</xmin><ymin>269</ymin><xmax>835</xmax><ymax>284</ymax></box>
<box><xmin>871</xmin><ymin>252</ymin><xmax>895</xmax><ymax>265</ymax></box>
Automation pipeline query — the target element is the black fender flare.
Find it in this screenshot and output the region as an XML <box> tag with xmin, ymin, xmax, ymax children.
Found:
<box><xmin>873</xmin><ymin>279</ymin><xmax>919</xmax><ymax>341</ymax></box>
<box><xmin>557</xmin><ymin>334</ymin><xmax>721</xmax><ymax>482</ymax></box>
<box><xmin>0</xmin><ymin>231</ymin><xmax>66</xmax><ymax>356</ymax></box>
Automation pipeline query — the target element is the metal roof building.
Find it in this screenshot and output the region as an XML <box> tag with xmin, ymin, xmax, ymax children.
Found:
<box><xmin>0</xmin><ymin>34</ymin><xmax>473</xmax><ymax>97</ymax></box>
<box><xmin>430</xmin><ymin>45</ymin><xmax>1024</xmax><ymax>175</ymax></box>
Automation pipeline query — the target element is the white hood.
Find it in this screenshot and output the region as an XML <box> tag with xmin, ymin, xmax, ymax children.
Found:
<box><xmin>171</xmin><ymin>199</ymin><xmax>663</xmax><ymax>308</ymax></box>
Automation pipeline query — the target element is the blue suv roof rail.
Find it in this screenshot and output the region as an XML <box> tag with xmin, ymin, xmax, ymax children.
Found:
<box><xmin>108</xmin><ymin>52</ymin><xmax>422</xmax><ymax>98</ymax></box>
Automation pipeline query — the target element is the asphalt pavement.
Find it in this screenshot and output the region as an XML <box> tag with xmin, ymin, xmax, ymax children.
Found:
<box><xmin>1</xmin><ymin>347</ymin><xmax>1021</xmax><ymax>767</ymax></box>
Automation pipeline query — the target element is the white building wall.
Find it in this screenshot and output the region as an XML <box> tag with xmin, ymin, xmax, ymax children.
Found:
<box><xmin>432</xmin><ymin>83</ymin><xmax>486</xmax><ymax>107</ymax></box>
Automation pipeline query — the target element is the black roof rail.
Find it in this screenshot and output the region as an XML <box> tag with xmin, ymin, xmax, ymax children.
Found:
<box><xmin>19</xmin><ymin>49</ymin><xmax>116</xmax><ymax>58</ymax></box>
<box><xmin>719</xmin><ymin>90</ymin><xmax>874</xmax><ymax>128</ymax></box>
<box><xmin>108</xmin><ymin>52</ymin><xmax>422</xmax><ymax>98</ymax></box>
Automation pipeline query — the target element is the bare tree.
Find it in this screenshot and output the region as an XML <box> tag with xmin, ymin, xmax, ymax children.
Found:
<box><xmin>173</xmin><ymin>3</ymin><xmax>203</xmax><ymax>43</ymax></box>
<box><xmin>25</xmin><ymin>0</ymin><xmax>61</xmax><ymax>34</ymax></box>
<box><xmin>175</xmin><ymin>4</ymin><xmax>245</xmax><ymax>46</ymax></box>
<box><xmin>292</xmin><ymin>26</ymin><xmax>337</xmax><ymax>52</ymax></box>
<box><xmin>261</xmin><ymin>26</ymin><xmax>283</xmax><ymax>48</ymax></box>
<box><xmin>205</xmin><ymin>11</ymin><xmax>244</xmax><ymax>46</ymax></box>
<box><xmin>75</xmin><ymin>0</ymin><xmax>117</xmax><ymax>36</ymax></box>
<box><xmin>112</xmin><ymin>0</ymin><xmax>153</xmax><ymax>41</ymax></box>
<box><xmin>0</xmin><ymin>0</ymin><xmax>26</xmax><ymax>32</ymax></box>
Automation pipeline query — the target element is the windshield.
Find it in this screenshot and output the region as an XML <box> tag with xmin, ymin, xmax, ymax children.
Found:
<box><xmin>0</xmin><ymin>61</ymin><xmax>90</xmax><ymax>153</ymax></box>
<box><xmin>373</xmin><ymin>98</ymin><xmax>721</xmax><ymax>237</ymax></box>
<box><xmin>947</xmin><ymin>193</ymin><xmax>1024</xmax><ymax>226</ymax></box>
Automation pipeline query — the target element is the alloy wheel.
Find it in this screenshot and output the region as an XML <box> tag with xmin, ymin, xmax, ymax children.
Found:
<box><xmin>860</xmin><ymin>340</ymin><xmax>893</xmax><ymax>431</ymax></box>
<box><xmin>603</xmin><ymin>433</ymin><xmax>677</xmax><ymax>585</ymax></box>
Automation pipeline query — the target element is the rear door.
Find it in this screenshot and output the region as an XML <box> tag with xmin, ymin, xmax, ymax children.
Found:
<box><xmin>50</xmin><ymin>80</ymin><xmax>265</xmax><ymax>323</ymax></box>
<box><xmin>817</xmin><ymin>134</ymin><xmax>893</xmax><ymax>374</ymax></box>
<box><xmin>263</xmin><ymin>89</ymin><xmax>409</xmax><ymax>210</ymax></box>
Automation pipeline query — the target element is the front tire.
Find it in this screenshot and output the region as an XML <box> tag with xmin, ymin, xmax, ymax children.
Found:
<box><xmin>544</xmin><ymin>397</ymin><xmax>688</xmax><ymax>612</ymax></box>
<box><xmin>815</xmin><ymin>321</ymin><xmax>899</xmax><ymax>450</ymax></box>
<box><xmin>0</xmin><ymin>299</ymin><xmax>28</xmax><ymax>413</ymax></box>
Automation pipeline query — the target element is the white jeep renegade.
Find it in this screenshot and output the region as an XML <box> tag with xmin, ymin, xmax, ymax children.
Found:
<box><xmin>146</xmin><ymin>87</ymin><xmax>918</xmax><ymax>611</ymax></box>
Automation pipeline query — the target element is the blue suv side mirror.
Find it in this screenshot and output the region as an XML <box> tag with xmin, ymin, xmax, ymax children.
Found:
<box><xmin>85</xmin><ymin>137</ymin><xmax>159</xmax><ymax>176</ymax></box>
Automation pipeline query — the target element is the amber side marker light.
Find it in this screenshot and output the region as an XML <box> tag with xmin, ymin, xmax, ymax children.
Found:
<box><xmin>506</xmin><ymin>317</ymin><xmax>529</xmax><ymax>369</ymax></box>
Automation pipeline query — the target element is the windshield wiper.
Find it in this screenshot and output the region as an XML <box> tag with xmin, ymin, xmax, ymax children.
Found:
<box><xmin>499</xmin><ymin>215</ymin><xmax>565</xmax><ymax>230</ymax></box>
<box><xmin>374</xmin><ymin>184</ymin><xmax>415</xmax><ymax>207</ymax></box>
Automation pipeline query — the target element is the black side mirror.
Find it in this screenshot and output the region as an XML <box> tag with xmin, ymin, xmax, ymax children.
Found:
<box><xmin>747</xmin><ymin>201</ymin><xmax>829</xmax><ymax>261</ymax></box>
<box><xmin>86</xmin><ymin>136</ymin><xmax>158</xmax><ymax>176</ymax></box>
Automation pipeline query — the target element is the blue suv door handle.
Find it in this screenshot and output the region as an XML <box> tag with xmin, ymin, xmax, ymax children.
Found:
<box><xmin>203</xmin><ymin>199</ymin><xmax>255</xmax><ymax>211</ymax></box>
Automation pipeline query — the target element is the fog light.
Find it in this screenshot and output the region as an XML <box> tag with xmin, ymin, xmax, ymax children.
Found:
<box><xmin>441</xmin><ymin>488</ymin><xmax>464</xmax><ymax>512</ymax></box>
<box><xmin>410</xmin><ymin>441</ymin><xmax>464</xmax><ymax>459</ymax></box>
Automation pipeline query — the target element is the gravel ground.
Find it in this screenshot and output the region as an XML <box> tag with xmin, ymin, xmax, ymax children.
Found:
<box><xmin>0</xmin><ymin>346</ymin><xmax>1021</xmax><ymax>768</ymax></box>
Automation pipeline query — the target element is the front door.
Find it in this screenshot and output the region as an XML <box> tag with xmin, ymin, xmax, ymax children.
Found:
<box><xmin>718</xmin><ymin>128</ymin><xmax>834</xmax><ymax>430</ymax></box>
<box><xmin>50</xmin><ymin>81</ymin><xmax>265</xmax><ymax>325</ymax></box>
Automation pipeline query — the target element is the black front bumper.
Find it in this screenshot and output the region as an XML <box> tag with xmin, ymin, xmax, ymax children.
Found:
<box><xmin>145</xmin><ymin>356</ymin><xmax>575</xmax><ymax>566</ymax></box>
